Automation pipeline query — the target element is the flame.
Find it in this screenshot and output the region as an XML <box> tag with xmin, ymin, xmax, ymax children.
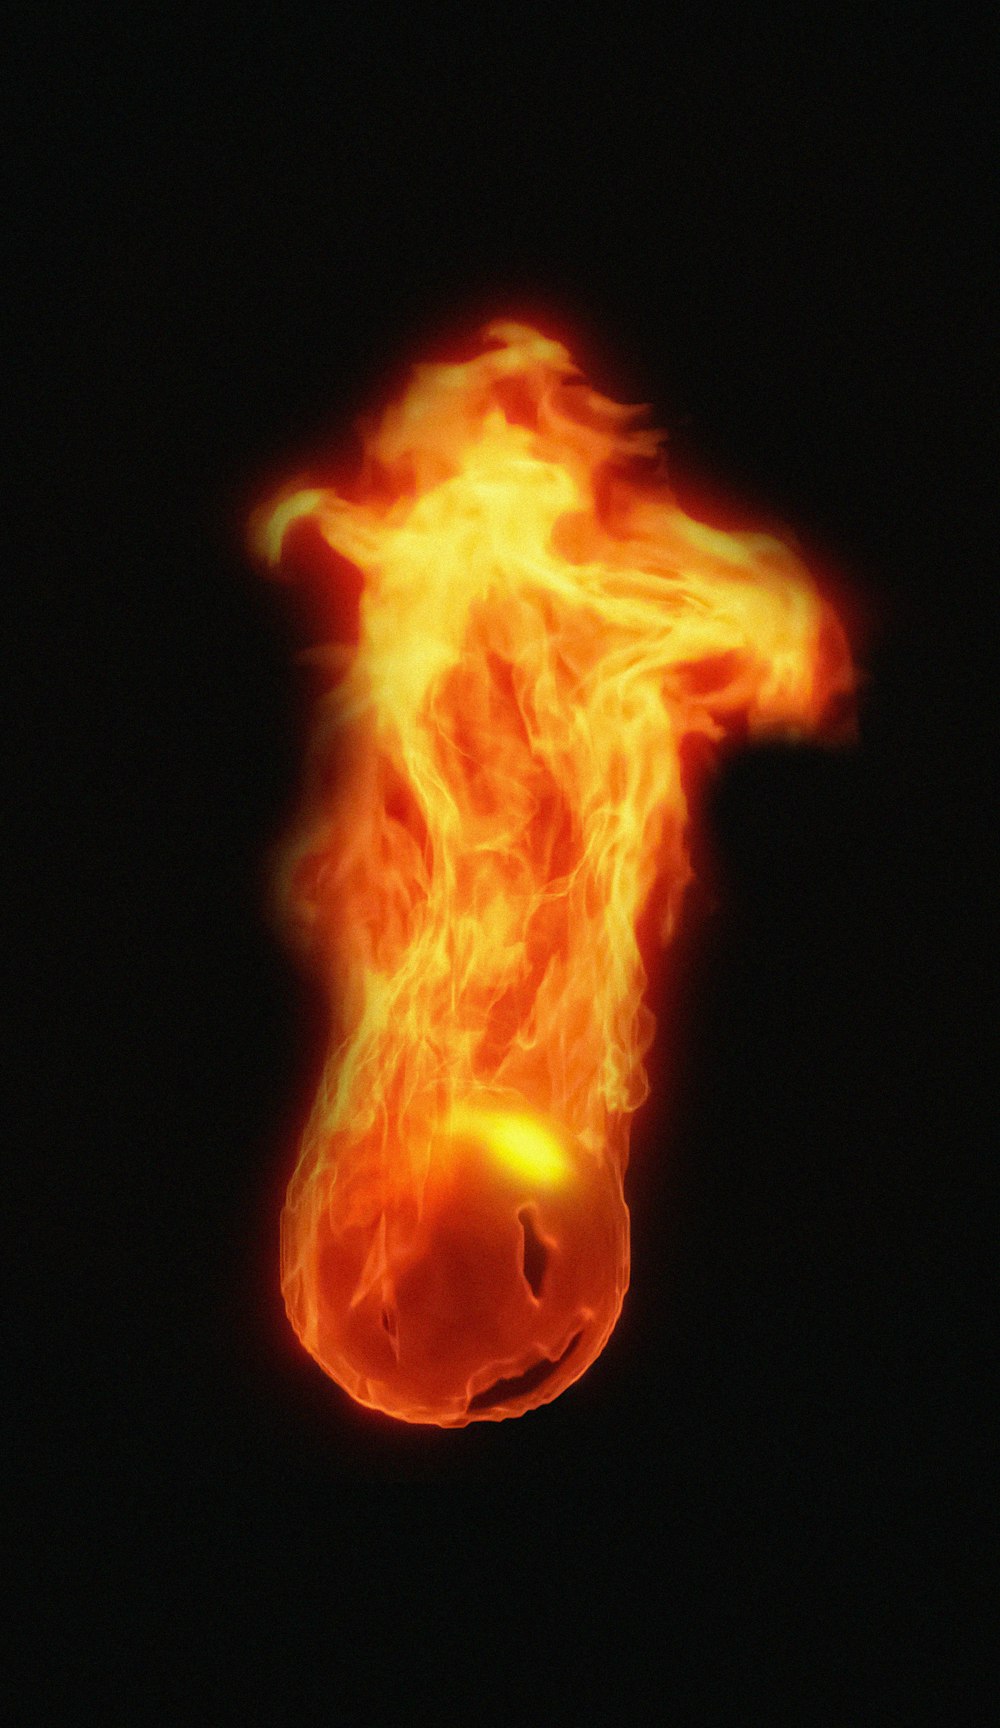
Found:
<box><xmin>253</xmin><ymin>321</ymin><xmax>855</xmax><ymax>1426</ymax></box>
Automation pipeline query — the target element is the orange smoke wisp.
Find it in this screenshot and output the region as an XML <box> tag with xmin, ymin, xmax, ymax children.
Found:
<box><xmin>252</xmin><ymin>322</ymin><xmax>855</xmax><ymax>1426</ymax></box>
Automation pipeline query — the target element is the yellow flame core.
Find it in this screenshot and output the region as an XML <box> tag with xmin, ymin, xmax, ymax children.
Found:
<box><xmin>446</xmin><ymin>1105</ymin><xmax>571</xmax><ymax>1187</ymax></box>
<box><xmin>258</xmin><ymin>321</ymin><xmax>854</xmax><ymax>1426</ymax></box>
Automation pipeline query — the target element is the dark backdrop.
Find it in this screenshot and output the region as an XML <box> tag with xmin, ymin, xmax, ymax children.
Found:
<box><xmin>14</xmin><ymin>7</ymin><xmax>991</xmax><ymax>1719</ymax></box>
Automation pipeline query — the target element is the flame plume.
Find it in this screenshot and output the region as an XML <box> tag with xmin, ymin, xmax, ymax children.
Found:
<box><xmin>253</xmin><ymin>322</ymin><xmax>854</xmax><ymax>1426</ymax></box>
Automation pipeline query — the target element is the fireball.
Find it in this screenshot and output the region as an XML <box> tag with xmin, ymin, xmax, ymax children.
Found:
<box><xmin>252</xmin><ymin>322</ymin><xmax>854</xmax><ymax>1425</ymax></box>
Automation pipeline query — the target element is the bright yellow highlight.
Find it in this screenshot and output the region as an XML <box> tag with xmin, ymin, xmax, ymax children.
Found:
<box><xmin>447</xmin><ymin>1104</ymin><xmax>571</xmax><ymax>1187</ymax></box>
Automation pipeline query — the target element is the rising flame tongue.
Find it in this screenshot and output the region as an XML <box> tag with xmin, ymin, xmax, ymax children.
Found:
<box><xmin>254</xmin><ymin>322</ymin><xmax>854</xmax><ymax>1426</ymax></box>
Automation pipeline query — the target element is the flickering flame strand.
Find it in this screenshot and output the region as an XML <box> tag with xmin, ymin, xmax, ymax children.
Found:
<box><xmin>255</xmin><ymin>322</ymin><xmax>854</xmax><ymax>1426</ymax></box>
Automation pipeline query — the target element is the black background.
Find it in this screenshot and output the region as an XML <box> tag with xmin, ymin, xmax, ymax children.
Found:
<box><xmin>15</xmin><ymin>6</ymin><xmax>992</xmax><ymax>1719</ymax></box>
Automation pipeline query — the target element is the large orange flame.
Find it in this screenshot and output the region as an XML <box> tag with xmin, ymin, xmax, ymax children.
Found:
<box><xmin>252</xmin><ymin>322</ymin><xmax>855</xmax><ymax>1426</ymax></box>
